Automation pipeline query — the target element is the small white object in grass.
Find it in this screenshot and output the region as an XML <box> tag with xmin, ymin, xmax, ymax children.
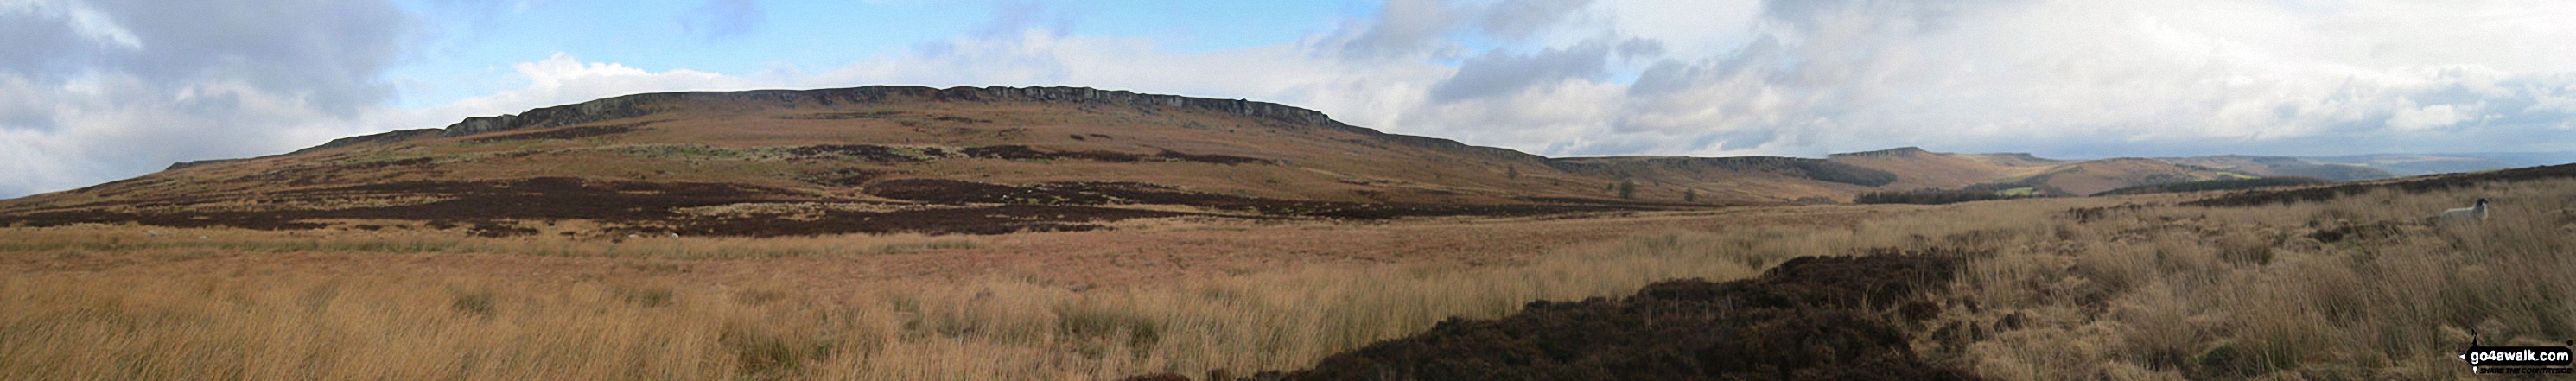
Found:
<box><xmin>668</xmin><ymin>232</ymin><xmax>680</xmax><ymax>238</ymax></box>
<box><xmin>145</xmin><ymin>230</ymin><xmax>161</xmax><ymax>237</ymax></box>
<box><xmin>2439</xmin><ymin>198</ymin><xmax>2490</xmax><ymax>225</ymax></box>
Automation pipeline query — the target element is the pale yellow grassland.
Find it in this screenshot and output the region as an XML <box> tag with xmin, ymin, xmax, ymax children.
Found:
<box><xmin>0</xmin><ymin>216</ymin><xmax>1830</xmax><ymax>380</ymax></box>
<box><xmin>2</xmin><ymin>178</ymin><xmax>2565</xmax><ymax>379</ymax></box>
<box><xmin>1914</xmin><ymin>179</ymin><xmax>2576</xmax><ymax>380</ymax></box>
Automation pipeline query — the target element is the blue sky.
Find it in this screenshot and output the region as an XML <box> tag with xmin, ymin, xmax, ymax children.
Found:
<box><xmin>385</xmin><ymin>1</ymin><xmax>1380</xmax><ymax>108</ymax></box>
<box><xmin>5</xmin><ymin>0</ymin><xmax>2576</xmax><ymax>197</ymax></box>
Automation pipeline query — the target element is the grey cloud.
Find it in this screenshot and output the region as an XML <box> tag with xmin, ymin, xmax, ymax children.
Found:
<box><xmin>1335</xmin><ymin>0</ymin><xmax>1459</xmax><ymax>60</ymax></box>
<box><xmin>1428</xmin><ymin>38</ymin><xmax>1619</xmax><ymax>102</ymax></box>
<box><xmin>0</xmin><ymin>0</ymin><xmax>417</xmax><ymax>197</ymax></box>
<box><xmin>1558</xmin><ymin>136</ymin><xmax>1659</xmax><ymax>156</ymax></box>
<box><xmin>0</xmin><ymin>10</ymin><xmax>94</xmax><ymax>83</ymax></box>
<box><xmin>1707</xmin><ymin>128</ymin><xmax>1776</xmax><ymax>151</ymax></box>
<box><xmin>1756</xmin><ymin>0</ymin><xmax>1985</xmax><ymax>36</ymax></box>
<box><xmin>678</xmin><ymin>0</ymin><xmax>764</xmax><ymax>39</ymax></box>
<box><xmin>1476</xmin><ymin>0</ymin><xmax>1591</xmax><ymax>40</ymax></box>
<box><xmin>86</xmin><ymin>0</ymin><xmax>413</xmax><ymax>115</ymax></box>
<box><xmin>1613</xmin><ymin>38</ymin><xmax>1663</xmax><ymax>60</ymax></box>
<box><xmin>1335</xmin><ymin>0</ymin><xmax>1600</xmax><ymax>61</ymax></box>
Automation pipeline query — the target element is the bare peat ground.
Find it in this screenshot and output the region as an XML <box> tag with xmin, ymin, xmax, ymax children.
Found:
<box><xmin>1129</xmin><ymin>250</ymin><xmax>1981</xmax><ymax>381</ymax></box>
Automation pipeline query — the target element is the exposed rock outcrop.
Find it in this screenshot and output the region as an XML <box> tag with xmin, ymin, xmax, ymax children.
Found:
<box><xmin>165</xmin><ymin>158</ymin><xmax>247</xmax><ymax>171</ymax></box>
<box><xmin>432</xmin><ymin>86</ymin><xmax>1352</xmax><ymax>137</ymax></box>
<box><xmin>1828</xmin><ymin>146</ymin><xmax>1932</xmax><ymax>159</ymax></box>
<box><xmin>164</xmin><ymin>86</ymin><xmax>1542</xmax><ymax>174</ymax></box>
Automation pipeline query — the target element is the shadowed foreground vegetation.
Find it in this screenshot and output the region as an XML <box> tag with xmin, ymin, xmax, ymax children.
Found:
<box><xmin>1855</xmin><ymin>187</ymin><xmax>2040</xmax><ymax>205</ymax></box>
<box><xmin>3</xmin><ymin>175</ymin><xmax>2571</xmax><ymax>379</ymax></box>
<box><xmin>2089</xmin><ymin>176</ymin><xmax>2331</xmax><ymax>196</ymax></box>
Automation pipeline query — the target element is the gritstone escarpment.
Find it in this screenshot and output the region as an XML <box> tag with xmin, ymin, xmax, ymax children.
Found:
<box><xmin>3</xmin><ymin>86</ymin><xmax>2444</xmax><ymax>236</ymax></box>
<box><xmin>440</xmin><ymin>86</ymin><xmax>1346</xmax><ymax>137</ymax></box>
<box><xmin>7</xmin><ymin>86</ymin><xmax>1712</xmax><ymax>236</ymax></box>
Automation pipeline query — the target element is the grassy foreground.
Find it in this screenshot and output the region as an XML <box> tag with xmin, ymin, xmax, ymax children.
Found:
<box><xmin>2</xmin><ymin>178</ymin><xmax>2569</xmax><ymax>379</ymax></box>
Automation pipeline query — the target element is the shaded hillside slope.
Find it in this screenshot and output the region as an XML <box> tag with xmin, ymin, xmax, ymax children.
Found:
<box><xmin>2186</xmin><ymin>162</ymin><xmax>2576</xmax><ymax>206</ymax></box>
<box><xmin>1827</xmin><ymin>148</ymin><xmax>2261</xmax><ymax>197</ymax></box>
<box><xmin>1546</xmin><ymin>156</ymin><xmax>1897</xmax><ymax>203</ymax></box>
<box><xmin>2301</xmin><ymin>153</ymin><xmax>2523</xmax><ymax>176</ymax></box>
<box><xmin>2159</xmin><ymin>156</ymin><xmax>2393</xmax><ymax>181</ymax></box>
<box><xmin>2003</xmin><ymin>158</ymin><xmax>2251</xmax><ymax>197</ymax></box>
<box><xmin>1826</xmin><ymin>147</ymin><xmax>2063</xmax><ymax>191</ymax></box>
<box><xmin>2089</xmin><ymin>176</ymin><xmax>2331</xmax><ymax>197</ymax></box>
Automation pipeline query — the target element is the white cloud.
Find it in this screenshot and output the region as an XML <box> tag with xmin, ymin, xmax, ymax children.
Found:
<box><xmin>367</xmin><ymin>53</ymin><xmax>773</xmax><ymax>136</ymax></box>
<box><xmin>1</xmin><ymin>0</ymin><xmax>141</xmax><ymax>49</ymax></box>
<box><xmin>2388</xmin><ymin>103</ymin><xmax>2465</xmax><ymax>130</ymax></box>
<box><xmin>400</xmin><ymin>0</ymin><xmax>2576</xmax><ymax>162</ymax></box>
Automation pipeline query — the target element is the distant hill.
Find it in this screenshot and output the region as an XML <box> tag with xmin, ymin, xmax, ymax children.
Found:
<box><xmin>2159</xmin><ymin>156</ymin><xmax>2395</xmax><ymax>181</ymax></box>
<box><xmin>2000</xmin><ymin>157</ymin><xmax>2255</xmax><ymax>197</ymax></box>
<box><xmin>8</xmin><ymin>86</ymin><xmax>1708</xmax><ymax>237</ymax></box>
<box><xmin>0</xmin><ymin>86</ymin><xmax>1925</xmax><ymax>237</ymax></box>
<box><xmin>5</xmin><ymin>86</ymin><xmax>2549</xmax><ymax>236</ymax></box>
<box><xmin>1545</xmin><ymin>156</ymin><xmax>1895</xmax><ymax>203</ymax></box>
<box><xmin>2299</xmin><ymin>154</ymin><xmax>2522</xmax><ymax>176</ymax></box>
<box><xmin>1824</xmin><ymin>147</ymin><xmax>2064</xmax><ymax>191</ymax></box>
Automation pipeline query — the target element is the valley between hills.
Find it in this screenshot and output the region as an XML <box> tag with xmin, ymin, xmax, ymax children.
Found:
<box><xmin>3</xmin><ymin>86</ymin><xmax>2572</xmax><ymax>380</ymax></box>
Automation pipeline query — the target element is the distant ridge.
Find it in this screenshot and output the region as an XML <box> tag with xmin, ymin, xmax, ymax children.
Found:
<box><xmin>1829</xmin><ymin>146</ymin><xmax>1931</xmax><ymax>158</ymax></box>
<box><xmin>11</xmin><ymin>86</ymin><xmax>2560</xmax><ymax>236</ymax></box>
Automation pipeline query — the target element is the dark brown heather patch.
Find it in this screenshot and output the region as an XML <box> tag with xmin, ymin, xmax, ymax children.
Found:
<box><xmin>1242</xmin><ymin>249</ymin><xmax>1981</xmax><ymax>381</ymax></box>
<box><xmin>2186</xmin><ymin>162</ymin><xmax>2576</xmax><ymax>206</ymax></box>
<box><xmin>798</xmin><ymin>168</ymin><xmax>887</xmax><ymax>187</ymax></box>
<box><xmin>862</xmin><ymin>179</ymin><xmax>1665</xmax><ymax>219</ymax></box>
<box><xmin>465</xmin><ymin>122</ymin><xmax>649</xmax><ymax>143</ymax></box>
<box><xmin>957</xmin><ymin>145</ymin><xmax>1265</xmax><ymax>165</ymax></box>
<box><xmin>3</xmin><ymin>177</ymin><xmax>817</xmax><ymax>232</ymax></box>
<box><xmin>786</xmin><ymin>144</ymin><xmax>948</xmax><ymax>163</ymax></box>
<box><xmin>670</xmin><ymin>204</ymin><xmax>1200</xmax><ymax>238</ymax></box>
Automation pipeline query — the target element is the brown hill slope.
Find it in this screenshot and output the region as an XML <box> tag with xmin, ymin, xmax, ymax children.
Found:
<box><xmin>2158</xmin><ymin>156</ymin><xmax>2394</xmax><ymax>181</ymax></box>
<box><xmin>1547</xmin><ymin>156</ymin><xmax>1897</xmax><ymax>203</ymax></box>
<box><xmin>2011</xmin><ymin>157</ymin><xmax>2251</xmax><ymax>196</ymax></box>
<box><xmin>0</xmin><ymin>86</ymin><xmax>1784</xmax><ymax>237</ymax></box>
<box><xmin>1826</xmin><ymin>147</ymin><xmax>2063</xmax><ymax>190</ymax></box>
<box><xmin>0</xmin><ymin>86</ymin><xmax>2311</xmax><ymax>236</ymax></box>
<box><xmin>1830</xmin><ymin>148</ymin><xmax>2274</xmax><ymax>197</ymax></box>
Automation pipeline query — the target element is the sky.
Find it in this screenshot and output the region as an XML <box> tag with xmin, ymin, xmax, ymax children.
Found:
<box><xmin>4</xmin><ymin>0</ymin><xmax>2576</xmax><ymax>198</ymax></box>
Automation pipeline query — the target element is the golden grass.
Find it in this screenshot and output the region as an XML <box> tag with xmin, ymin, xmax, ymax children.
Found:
<box><xmin>1918</xmin><ymin>179</ymin><xmax>2576</xmax><ymax>380</ymax></box>
<box><xmin>3</xmin><ymin>177</ymin><xmax>2566</xmax><ymax>379</ymax></box>
<box><xmin>0</xmin><ymin>222</ymin><xmax>1816</xmax><ymax>380</ymax></box>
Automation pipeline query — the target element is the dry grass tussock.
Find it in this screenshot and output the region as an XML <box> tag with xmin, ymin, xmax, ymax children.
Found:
<box><xmin>0</xmin><ymin>222</ymin><xmax>1847</xmax><ymax>380</ymax></box>
<box><xmin>1911</xmin><ymin>178</ymin><xmax>2576</xmax><ymax>380</ymax></box>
